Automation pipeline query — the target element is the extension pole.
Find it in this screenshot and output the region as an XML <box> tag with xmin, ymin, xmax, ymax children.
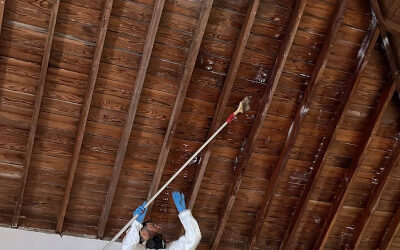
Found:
<box><xmin>102</xmin><ymin>97</ymin><xmax>250</xmax><ymax>249</ymax></box>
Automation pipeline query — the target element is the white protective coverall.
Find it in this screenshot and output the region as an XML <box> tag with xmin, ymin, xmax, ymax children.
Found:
<box><xmin>121</xmin><ymin>209</ymin><xmax>201</xmax><ymax>250</ymax></box>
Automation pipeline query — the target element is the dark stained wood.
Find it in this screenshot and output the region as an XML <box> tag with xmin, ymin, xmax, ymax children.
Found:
<box><xmin>371</xmin><ymin>0</ymin><xmax>400</xmax><ymax>95</ymax></box>
<box><xmin>174</xmin><ymin>0</ymin><xmax>261</xmax><ymax>227</ymax></box>
<box><xmin>385</xmin><ymin>17</ymin><xmax>400</xmax><ymax>37</ymax></box>
<box><xmin>1</xmin><ymin>0</ymin><xmax>400</xmax><ymax>246</ymax></box>
<box><xmin>187</xmin><ymin>0</ymin><xmax>260</xmax><ymax>211</ymax></box>
<box><xmin>378</xmin><ymin>200</ymin><xmax>400</xmax><ymax>249</ymax></box>
<box><xmin>249</xmin><ymin>0</ymin><xmax>354</xmax><ymax>248</ymax></box>
<box><xmin>210</xmin><ymin>1</ymin><xmax>308</xmax><ymax>248</ymax></box>
<box><xmin>314</xmin><ymin>79</ymin><xmax>395</xmax><ymax>247</ymax></box>
<box><xmin>97</xmin><ymin>0</ymin><xmax>166</xmax><ymax>238</ymax></box>
<box><xmin>56</xmin><ymin>0</ymin><xmax>114</xmax><ymax>234</ymax></box>
<box><xmin>248</xmin><ymin>0</ymin><xmax>351</xmax><ymax>248</ymax></box>
<box><xmin>146</xmin><ymin>0</ymin><xmax>214</xmax><ymax>205</ymax></box>
<box><xmin>279</xmin><ymin>12</ymin><xmax>381</xmax><ymax>250</ymax></box>
<box><xmin>11</xmin><ymin>0</ymin><xmax>60</xmax><ymax>228</ymax></box>
<box><xmin>349</xmin><ymin>123</ymin><xmax>400</xmax><ymax>248</ymax></box>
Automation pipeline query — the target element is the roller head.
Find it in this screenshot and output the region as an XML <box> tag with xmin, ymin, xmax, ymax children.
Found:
<box><xmin>234</xmin><ymin>96</ymin><xmax>251</xmax><ymax>115</ymax></box>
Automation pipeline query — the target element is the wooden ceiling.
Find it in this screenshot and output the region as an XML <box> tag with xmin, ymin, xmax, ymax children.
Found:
<box><xmin>1</xmin><ymin>0</ymin><xmax>400</xmax><ymax>249</ymax></box>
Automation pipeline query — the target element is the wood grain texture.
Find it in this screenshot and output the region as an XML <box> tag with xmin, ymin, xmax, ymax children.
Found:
<box><xmin>11</xmin><ymin>0</ymin><xmax>60</xmax><ymax>228</ymax></box>
<box><xmin>378</xmin><ymin>198</ymin><xmax>400</xmax><ymax>249</ymax></box>
<box><xmin>96</xmin><ymin>0</ymin><xmax>166</xmax><ymax>238</ymax></box>
<box><xmin>210</xmin><ymin>0</ymin><xmax>308</xmax><ymax>248</ymax></box>
<box><xmin>371</xmin><ymin>0</ymin><xmax>400</xmax><ymax>96</ymax></box>
<box><xmin>175</xmin><ymin>0</ymin><xmax>261</xmax><ymax>237</ymax></box>
<box><xmin>0</xmin><ymin>0</ymin><xmax>399</xmax><ymax>246</ymax></box>
<box><xmin>56</xmin><ymin>0</ymin><xmax>114</xmax><ymax>234</ymax></box>
<box><xmin>315</xmin><ymin>61</ymin><xmax>394</xmax><ymax>248</ymax></box>
<box><xmin>146</xmin><ymin>0</ymin><xmax>214</xmax><ymax>207</ymax></box>
<box><xmin>248</xmin><ymin>0</ymin><xmax>350</xmax><ymax>248</ymax></box>
<box><xmin>349</xmin><ymin>114</ymin><xmax>400</xmax><ymax>248</ymax></box>
<box><xmin>385</xmin><ymin>17</ymin><xmax>400</xmax><ymax>37</ymax></box>
<box><xmin>279</xmin><ymin>10</ymin><xmax>382</xmax><ymax>250</ymax></box>
<box><xmin>187</xmin><ymin>0</ymin><xmax>260</xmax><ymax>211</ymax></box>
<box><xmin>248</xmin><ymin>1</ymin><xmax>318</xmax><ymax>249</ymax></box>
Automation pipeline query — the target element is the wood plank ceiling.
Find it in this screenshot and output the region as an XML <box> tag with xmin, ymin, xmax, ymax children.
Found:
<box><xmin>1</xmin><ymin>0</ymin><xmax>400</xmax><ymax>249</ymax></box>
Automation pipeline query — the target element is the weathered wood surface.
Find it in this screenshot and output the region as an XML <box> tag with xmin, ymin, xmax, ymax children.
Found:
<box><xmin>249</xmin><ymin>0</ymin><xmax>350</xmax><ymax>248</ymax></box>
<box><xmin>11</xmin><ymin>0</ymin><xmax>60</xmax><ymax>228</ymax></box>
<box><xmin>0</xmin><ymin>0</ymin><xmax>399</xmax><ymax>248</ymax></box>
<box><xmin>347</xmin><ymin>100</ymin><xmax>400</xmax><ymax>248</ymax></box>
<box><xmin>56</xmin><ymin>0</ymin><xmax>114</xmax><ymax>234</ymax></box>
<box><xmin>146</xmin><ymin>0</ymin><xmax>214</xmax><ymax>213</ymax></box>
<box><xmin>187</xmin><ymin>0</ymin><xmax>260</xmax><ymax>214</ymax></box>
<box><xmin>371</xmin><ymin>0</ymin><xmax>400</xmax><ymax>95</ymax></box>
<box><xmin>210</xmin><ymin>0</ymin><xmax>307</xmax><ymax>248</ymax></box>
<box><xmin>97</xmin><ymin>0</ymin><xmax>166</xmax><ymax>238</ymax></box>
<box><xmin>315</xmin><ymin>74</ymin><xmax>395</xmax><ymax>248</ymax></box>
<box><xmin>291</xmin><ymin>43</ymin><xmax>398</xmax><ymax>250</ymax></box>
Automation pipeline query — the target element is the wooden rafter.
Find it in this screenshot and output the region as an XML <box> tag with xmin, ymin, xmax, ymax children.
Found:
<box><xmin>349</xmin><ymin>125</ymin><xmax>400</xmax><ymax>248</ymax></box>
<box><xmin>371</xmin><ymin>0</ymin><xmax>400</xmax><ymax>95</ymax></box>
<box><xmin>385</xmin><ymin>17</ymin><xmax>400</xmax><ymax>38</ymax></box>
<box><xmin>0</xmin><ymin>0</ymin><xmax>5</xmax><ymax>35</ymax></box>
<box><xmin>56</xmin><ymin>0</ymin><xmax>114</xmax><ymax>234</ymax></box>
<box><xmin>248</xmin><ymin>0</ymin><xmax>349</xmax><ymax>248</ymax></box>
<box><xmin>280</xmin><ymin>13</ymin><xmax>382</xmax><ymax>250</ymax></box>
<box><xmin>172</xmin><ymin>0</ymin><xmax>261</xmax><ymax>238</ymax></box>
<box><xmin>187</xmin><ymin>0</ymin><xmax>260</xmax><ymax>211</ymax></box>
<box><xmin>97</xmin><ymin>0</ymin><xmax>166</xmax><ymax>238</ymax></box>
<box><xmin>146</xmin><ymin>0</ymin><xmax>214</xmax><ymax>207</ymax></box>
<box><xmin>378</xmin><ymin>198</ymin><xmax>400</xmax><ymax>249</ymax></box>
<box><xmin>348</xmin><ymin>3</ymin><xmax>400</xmax><ymax>246</ymax></box>
<box><xmin>210</xmin><ymin>0</ymin><xmax>307</xmax><ymax>248</ymax></box>
<box><xmin>315</xmin><ymin>53</ymin><xmax>394</xmax><ymax>249</ymax></box>
<box><xmin>11</xmin><ymin>0</ymin><xmax>60</xmax><ymax>228</ymax></box>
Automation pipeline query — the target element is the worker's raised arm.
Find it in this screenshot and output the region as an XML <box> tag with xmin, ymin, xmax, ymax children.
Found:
<box><xmin>121</xmin><ymin>221</ymin><xmax>146</xmax><ymax>250</ymax></box>
<box><xmin>121</xmin><ymin>202</ymin><xmax>147</xmax><ymax>250</ymax></box>
<box><xmin>167</xmin><ymin>192</ymin><xmax>202</xmax><ymax>250</ymax></box>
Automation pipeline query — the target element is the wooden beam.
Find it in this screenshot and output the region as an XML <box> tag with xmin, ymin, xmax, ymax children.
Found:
<box><xmin>0</xmin><ymin>0</ymin><xmax>6</xmax><ymax>35</ymax></box>
<box><xmin>146</xmin><ymin>0</ymin><xmax>214</xmax><ymax>206</ymax></box>
<box><xmin>97</xmin><ymin>0</ymin><xmax>166</xmax><ymax>238</ymax></box>
<box><xmin>248</xmin><ymin>0</ymin><xmax>349</xmax><ymax>248</ymax></box>
<box><xmin>314</xmin><ymin>57</ymin><xmax>394</xmax><ymax>249</ymax></box>
<box><xmin>210</xmin><ymin>0</ymin><xmax>307</xmax><ymax>248</ymax></box>
<box><xmin>371</xmin><ymin>0</ymin><xmax>400</xmax><ymax>95</ymax></box>
<box><xmin>378</xmin><ymin>199</ymin><xmax>400</xmax><ymax>249</ymax></box>
<box><xmin>349</xmin><ymin>123</ymin><xmax>400</xmax><ymax>249</ymax></box>
<box><xmin>385</xmin><ymin>17</ymin><xmax>400</xmax><ymax>38</ymax></box>
<box><xmin>55</xmin><ymin>0</ymin><xmax>114</xmax><ymax>234</ymax></box>
<box><xmin>187</xmin><ymin>0</ymin><xmax>260</xmax><ymax>211</ymax></box>
<box><xmin>279</xmin><ymin>14</ymin><xmax>381</xmax><ymax>250</ymax></box>
<box><xmin>11</xmin><ymin>0</ymin><xmax>60</xmax><ymax>228</ymax></box>
<box><xmin>173</xmin><ymin>0</ymin><xmax>261</xmax><ymax>238</ymax></box>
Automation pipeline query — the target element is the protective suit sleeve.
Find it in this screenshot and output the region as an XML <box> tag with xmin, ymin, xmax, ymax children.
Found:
<box><xmin>167</xmin><ymin>210</ymin><xmax>201</xmax><ymax>250</ymax></box>
<box><xmin>121</xmin><ymin>220</ymin><xmax>146</xmax><ymax>250</ymax></box>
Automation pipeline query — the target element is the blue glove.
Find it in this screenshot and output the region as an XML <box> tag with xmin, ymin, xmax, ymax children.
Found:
<box><xmin>133</xmin><ymin>201</ymin><xmax>147</xmax><ymax>223</ymax></box>
<box><xmin>172</xmin><ymin>191</ymin><xmax>186</xmax><ymax>213</ymax></box>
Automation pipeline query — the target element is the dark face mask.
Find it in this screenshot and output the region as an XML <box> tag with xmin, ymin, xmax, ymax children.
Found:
<box><xmin>145</xmin><ymin>233</ymin><xmax>166</xmax><ymax>249</ymax></box>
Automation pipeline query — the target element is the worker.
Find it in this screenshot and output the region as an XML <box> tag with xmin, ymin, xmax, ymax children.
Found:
<box><xmin>122</xmin><ymin>191</ymin><xmax>201</xmax><ymax>249</ymax></box>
